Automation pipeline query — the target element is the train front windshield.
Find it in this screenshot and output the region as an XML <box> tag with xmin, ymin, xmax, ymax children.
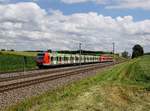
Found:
<box><xmin>36</xmin><ymin>53</ymin><xmax>45</xmax><ymax>61</ymax></box>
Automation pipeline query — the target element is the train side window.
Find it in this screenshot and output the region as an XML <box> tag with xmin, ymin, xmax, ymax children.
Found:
<box><xmin>51</xmin><ymin>56</ymin><xmax>53</xmax><ymax>61</ymax></box>
<box><xmin>63</xmin><ymin>57</ymin><xmax>65</xmax><ymax>61</ymax></box>
<box><xmin>56</xmin><ymin>57</ymin><xmax>59</xmax><ymax>61</ymax></box>
<box><xmin>72</xmin><ymin>56</ymin><xmax>75</xmax><ymax>61</ymax></box>
<box><xmin>70</xmin><ymin>56</ymin><xmax>73</xmax><ymax>61</ymax></box>
<box><xmin>59</xmin><ymin>57</ymin><xmax>62</xmax><ymax>61</ymax></box>
<box><xmin>76</xmin><ymin>56</ymin><xmax>79</xmax><ymax>61</ymax></box>
<box><xmin>64</xmin><ymin>56</ymin><xmax>67</xmax><ymax>61</ymax></box>
<box><xmin>54</xmin><ymin>57</ymin><xmax>56</xmax><ymax>61</ymax></box>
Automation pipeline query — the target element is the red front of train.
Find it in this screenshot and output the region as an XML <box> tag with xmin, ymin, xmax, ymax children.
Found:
<box><xmin>36</xmin><ymin>52</ymin><xmax>51</xmax><ymax>66</ymax></box>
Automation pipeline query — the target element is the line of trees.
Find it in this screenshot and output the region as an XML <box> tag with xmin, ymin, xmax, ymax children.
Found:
<box><xmin>121</xmin><ymin>44</ymin><xmax>144</xmax><ymax>59</ymax></box>
<box><xmin>1</xmin><ymin>49</ymin><xmax>15</xmax><ymax>51</ymax></box>
<box><xmin>121</xmin><ymin>51</ymin><xmax>129</xmax><ymax>58</ymax></box>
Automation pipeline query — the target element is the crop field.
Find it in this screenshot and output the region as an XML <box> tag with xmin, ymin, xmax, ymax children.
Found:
<box><xmin>5</xmin><ymin>55</ymin><xmax>150</xmax><ymax>111</ymax></box>
<box><xmin>0</xmin><ymin>51</ymin><xmax>37</xmax><ymax>57</ymax></box>
<box><xmin>0</xmin><ymin>51</ymin><xmax>37</xmax><ymax>73</ymax></box>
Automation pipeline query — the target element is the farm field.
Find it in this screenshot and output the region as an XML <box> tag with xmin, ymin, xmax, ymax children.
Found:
<box><xmin>0</xmin><ymin>51</ymin><xmax>37</xmax><ymax>57</ymax></box>
<box><xmin>6</xmin><ymin>55</ymin><xmax>150</xmax><ymax>111</ymax></box>
<box><xmin>0</xmin><ymin>51</ymin><xmax>37</xmax><ymax>73</ymax></box>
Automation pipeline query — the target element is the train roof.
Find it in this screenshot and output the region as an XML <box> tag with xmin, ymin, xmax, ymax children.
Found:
<box><xmin>37</xmin><ymin>51</ymin><xmax>100</xmax><ymax>56</ymax></box>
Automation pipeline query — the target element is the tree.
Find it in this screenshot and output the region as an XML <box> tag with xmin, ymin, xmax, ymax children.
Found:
<box><xmin>1</xmin><ymin>49</ymin><xmax>5</xmax><ymax>51</ymax></box>
<box><xmin>10</xmin><ymin>49</ymin><xmax>15</xmax><ymax>51</ymax></box>
<box><xmin>132</xmin><ymin>44</ymin><xmax>144</xmax><ymax>58</ymax></box>
<box><xmin>122</xmin><ymin>51</ymin><xmax>128</xmax><ymax>58</ymax></box>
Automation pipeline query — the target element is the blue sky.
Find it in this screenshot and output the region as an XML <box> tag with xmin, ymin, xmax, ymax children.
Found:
<box><xmin>10</xmin><ymin>0</ymin><xmax>150</xmax><ymax>21</ymax></box>
<box><xmin>0</xmin><ymin>0</ymin><xmax>150</xmax><ymax>52</ymax></box>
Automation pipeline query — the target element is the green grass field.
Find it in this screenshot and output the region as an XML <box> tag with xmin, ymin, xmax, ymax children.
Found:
<box><xmin>0</xmin><ymin>51</ymin><xmax>37</xmax><ymax>57</ymax></box>
<box><xmin>0</xmin><ymin>51</ymin><xmax>37</xmax><ymax>73</ymax></box>
<box><xmin>5</xmin><ymin>55</ymin><xmax>150</xmax><ymax>111</ymax></box>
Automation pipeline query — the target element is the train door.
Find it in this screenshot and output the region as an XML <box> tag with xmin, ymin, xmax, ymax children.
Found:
<box><xmin>64</xmin><ymin>55</ymin><xmax>67</xmax><ymax>64</ymax></box>
<box><xmin>61</xmin><ymin>54</ymin><xmax>64</xmax><ymax>64</ymax></box>
<box><xmin>59</xmin><ymin>55</ymin><xmax>62</xmax><ymax>64</ymax></box>
<box><xmin>53</xmin><ymin>56</ymin><xmax>56</xmax><ymax>64</ymax></box>
<box><xmin>70</xmin><ymin>55</ymin><xmax>73</xmax><ymax>64</ymax></box>
<box><xmin>73</xmin><ymin>55</ymin><xmax>75</xmax><ymax>64</ymax></box>
<box><xmin>67</xmin><ymin>55</ymin><xmax>70</xmax><ymax>64</ymax></box>
<box><xmin>51</xmin><ymin>56</ymin><xmax>54</xmax><ymax>65</ymax></box>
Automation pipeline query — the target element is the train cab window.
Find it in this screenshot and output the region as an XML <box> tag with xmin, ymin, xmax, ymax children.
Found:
<box><xmin>37</xmin><ymin>53</ymin><xmax>44</xmax><ymax>60</ymax></box>
<box><xmin>37</xmin><ymin>56</ymin><xmax>43</xmax><ymax>60</ymax></box>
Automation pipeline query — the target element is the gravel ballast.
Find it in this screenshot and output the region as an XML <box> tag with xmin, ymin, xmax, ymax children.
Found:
<box><xmin>0</xmin><ymin>66</ymin><xmax>112</xmax><ymax>110</ymax></box>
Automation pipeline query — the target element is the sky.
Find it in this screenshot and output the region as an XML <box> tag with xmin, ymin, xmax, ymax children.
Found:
<box><xmin>0</xmin><ymin>0</ymin><xmax>150</xmax><ymax>53</ymax></box>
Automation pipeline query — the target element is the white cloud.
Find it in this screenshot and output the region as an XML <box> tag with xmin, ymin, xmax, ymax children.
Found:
<box><xmin>0</xmin><ymin>2</ymin><xmax>150</xmax><ymax>52</ymax></box>
<box><xmin>61</xmin><ymin>0</ymin><xmax>107</xmax><ymax>4</ymax></box>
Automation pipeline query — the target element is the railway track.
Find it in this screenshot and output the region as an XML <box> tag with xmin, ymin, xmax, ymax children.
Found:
<box><xmin>0</xmin><ymin>62</ymin><xmax>116</xmax><ymax>93</ymax></box>
<box><xmin>0</xmin><ymin>63</ymin><xmax>107</xmax><ymax>82</ymax></box>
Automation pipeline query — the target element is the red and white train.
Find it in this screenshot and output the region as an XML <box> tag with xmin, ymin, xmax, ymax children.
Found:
<box><xmin>35</xmin><ymin>51</ymin><xmax>113</xmax><ymax>68</ymax></box>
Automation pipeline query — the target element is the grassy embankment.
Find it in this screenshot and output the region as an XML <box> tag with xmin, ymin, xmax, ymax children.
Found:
<box><xmin>0</xmin><ymin>51</ymin><xmax>37</xmax><ymax>72</ymax></box>
<box><xmin>5</xmin><ymin>55</ymin><xmax>150</xmax><ymax>111</ymax></box>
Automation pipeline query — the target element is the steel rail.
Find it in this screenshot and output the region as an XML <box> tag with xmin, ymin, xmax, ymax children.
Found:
<box><xmin>0</xmin><ymin>63</ymin><xmax>109</xmax><ymax>82</ymax></box>
<box><xmin>0</xmin><ymin>62</ymin><xmax>117</xmax><ymax>93</ymax></box>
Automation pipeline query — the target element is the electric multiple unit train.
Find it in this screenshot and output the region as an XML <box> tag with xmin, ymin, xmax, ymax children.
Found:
<box><xmin>35</xmin><ymin>51</ymin><xmax>113</xmax><ymax>68</ymax></box>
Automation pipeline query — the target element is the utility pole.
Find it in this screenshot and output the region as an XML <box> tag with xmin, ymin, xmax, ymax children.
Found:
<box><xmin>112</xmin><ymin>42</ymin><xmax>115</xmax><ymax>63</ymax></box>
<box><xmin>113</xmin><ymin>42</ymin><xmax>115</xmax><ymax>54</ymax></box>
<box><xmin>79</xmin><ymin>43</ymin><xmax>82</xmax><ymax>65</ymax></box>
